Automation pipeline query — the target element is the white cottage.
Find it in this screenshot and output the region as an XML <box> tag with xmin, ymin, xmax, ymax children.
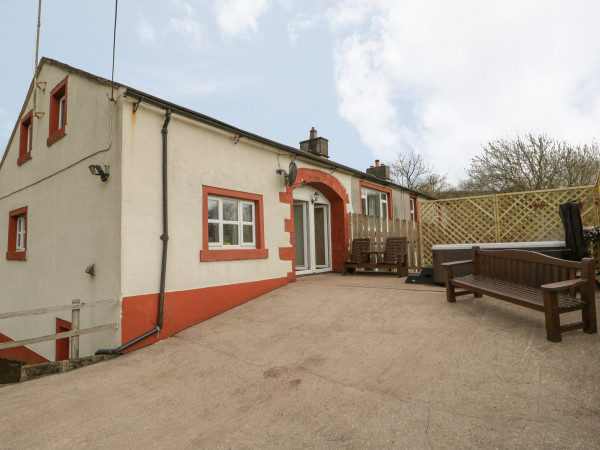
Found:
<box><xmin>0</xmin><ymin>58</ymin><xmax>426</xmax><ymax>363</ymax></box>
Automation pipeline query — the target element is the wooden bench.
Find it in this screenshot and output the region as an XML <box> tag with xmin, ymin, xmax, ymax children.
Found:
<box><xmin>343</xmin><ymin>237</ymin><xmax>408</xmax><ymax>277</ymax></box>
<box><xmin>443</xmin><ymin>246</ymin><xmax>597</xmax><ymax>342</ymax></box>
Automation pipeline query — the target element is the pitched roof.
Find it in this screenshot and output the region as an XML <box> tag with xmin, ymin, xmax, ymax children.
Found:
<box><xmin>1</xmin><ymin>57</ymin><xmax>431</xmax><ymax>198</ymax></box>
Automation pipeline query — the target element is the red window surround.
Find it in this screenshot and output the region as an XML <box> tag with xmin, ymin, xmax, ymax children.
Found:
<box><xmin>47</xmin><ymin>76</ymin><xmax>68</xmax><ymax>146</ymax></box>
<box><xmin>6</xmin><ymin>206</ymin><xmax>28</xmax><ymax>261</ymax></box>
<box><xmin>359</xmin><ymin>181</ymin><xmax>393</xmax><ymax>218</ymax></box>
<box><xmin>200</xmin><ymin>186</ymin><xmax>268</xmax><ymax>261</ymax></box>
<box><xmin>18</xmin><ymin>110</ymin><xmax>33</xmax><ymax>166</ymax></box>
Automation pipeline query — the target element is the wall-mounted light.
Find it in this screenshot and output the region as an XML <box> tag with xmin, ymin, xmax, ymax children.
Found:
<box><xmin>312</xmin><ymin>192</ymin><xmax>319</xmax><ymax>204</ymax></box>
<box><xmin>89</xmin><ymin>165</ymin><xmax>109</xmax><ymax>182</ymax></box>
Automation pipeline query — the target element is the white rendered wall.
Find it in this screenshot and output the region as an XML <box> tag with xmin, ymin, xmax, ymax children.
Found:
<box><xmin>0</xmin><ymin>63</ymin><xmax>123</xmax><ymax>360</ymax></box>
<box><xmin>120</xmin><ymin>101</ymin><xmax>357</xmax><ymax>297</ymax></box>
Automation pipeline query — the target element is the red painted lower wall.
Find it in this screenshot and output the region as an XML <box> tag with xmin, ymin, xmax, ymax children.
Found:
<box><xmin>0</xmin><ymin>332</ymin><xmax>49</xmax><ymax>364</ymax></box>
<box><xmin>121</xmin><ymin>276</ymin><xmax>290</xmax><ymax>353</ymax></box>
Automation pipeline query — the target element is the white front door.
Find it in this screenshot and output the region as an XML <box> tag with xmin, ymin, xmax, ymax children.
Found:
<box><xmin>293</xmin><ymin>187</ymin><xmax>331</xmax><ymax>275</ymax></box>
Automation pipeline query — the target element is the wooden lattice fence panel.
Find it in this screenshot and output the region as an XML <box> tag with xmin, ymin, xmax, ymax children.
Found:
<box><xmin>419</xmin><ymin>185</ymin><xmax>597</xmax><ymax>266</ymax></box>
<box><xmin>496</xmin><ymin>186</ymin><xmax>596</xmax><ymax>242</ymax></box>
<box><xmin>419</xmin><ymin>195</ymin><xmax>496</xmax><ymax>266</ymax></box>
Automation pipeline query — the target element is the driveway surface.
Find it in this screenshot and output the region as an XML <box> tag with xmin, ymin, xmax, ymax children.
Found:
<box><xmin>2</xmin><ymin>273</ymin><xmax>599</xmax><ymax>449</ymax></box>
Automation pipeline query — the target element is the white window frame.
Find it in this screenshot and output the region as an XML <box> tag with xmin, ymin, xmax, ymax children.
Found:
<box><xmin>361</xmin><ymin>187</ymin><xmax>388</xmax><ymax>218</ymax></box>
<box><xmin>26</xmin><ymin>123</ymin><xmax>32</xmax><ymax>152</ymax></box>
<box><xmin>207</xmin><ymin>196</ymin><xmax>256</xmax><ymax>249</ymax></box>
<box><xmin>58</xmin><ymin>96</ymin><xmax>66</xmax><ymax>129</ymax></box>
<box><xmin>16</xmin><ymin>216</ymin><xmax>26</xmax><ymax>251</ymax></box>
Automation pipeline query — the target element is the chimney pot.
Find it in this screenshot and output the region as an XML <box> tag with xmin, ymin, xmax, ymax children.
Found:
<box><xmin>375</xmin><ymin>159</ymin><xmax>380</xmax><ymax>167</ymax></box>
<box><xmin>309</xmin><ymin>127</ymin><xmax>318</xmax><ymax>139</ymax></box>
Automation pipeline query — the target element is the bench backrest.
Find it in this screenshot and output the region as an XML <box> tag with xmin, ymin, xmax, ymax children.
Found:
<box><xmin>350</xmin><ymin>238</ymin><xmax>371</xmax><ymax>263</ymax></box>
<box><xmin>472</xmin><ymin>246</ymin><xmax>592</xmax><ymax>288</ymax></box>
<box><xmin>383</xmin><ymin>237</ymin><xmax>408</xmax><ymax>264</ymax></box>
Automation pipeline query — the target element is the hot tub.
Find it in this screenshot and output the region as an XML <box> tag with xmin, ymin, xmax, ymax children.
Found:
<box><xmin>431</xmin><ymin>241</ymin><xmax>568</xmax><ymax>284</ymax></box>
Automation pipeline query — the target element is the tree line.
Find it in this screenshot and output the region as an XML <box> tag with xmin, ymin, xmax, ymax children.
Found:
<box><xmin>388</xmin><ymin>133</ymin><xmax>600</xmax><ymax>198</ymax></box>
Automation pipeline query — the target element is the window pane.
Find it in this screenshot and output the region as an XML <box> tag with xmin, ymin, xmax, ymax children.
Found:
<box><xmin>223</xmin><ymin>200</ymin><xmax>238</xmax><ymax>221</ymax></box>
<box><xmin>242</xmin><ymin>203</ymin><xmax>253</xmax><ymax>222</ymax></box>
<box><xmin>367</xmin><ymin>191</ymin><xmax>380</xmax><ymax>217</ymax></box>
<box><xmin>59</xmin><ymin>97</ymin><xmax>66</xmax><ymax>128</ymax></box>
<box><xmin>293</xmin><ymin>204</ymin><xmax>305</xmax><ymax>268</ymax></box>
<box><xmin>208</xmin><ymin>223</ymin><xmax>219</xmax><ymax>243</ymax></box>
<box><xmin>207</xmin><ymin>199</ymin><xmax>219</xmax><ymax>220</ymax></box>
<box><xmin>243</xmin><ymin>224</ymin><xmax>253</xmax><ymax>243</ymax></box>
<box><xmin>27</xmin><ymin>124</ymin><xmax>32</xmax><ymax>151</ymax></box>
<box><xmin>16</xmin><ymin>216</ymin><xmax>26</xmax><ymax>250</ymax></box>
<box><xmin>223</xmin><ymin>224</ymin><xmax>239</xmax><ymax>245</ymax></box>
<box><xmin>381</xmin><ymin>192</ymin><xmax>387</xmax><ymax>200</ymax></box>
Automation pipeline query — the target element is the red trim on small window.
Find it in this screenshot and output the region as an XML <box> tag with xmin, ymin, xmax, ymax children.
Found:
<box><xmin>18</xmin><ymin>110</ymin><xmax>33</xmax><ymax>165</ymax></box>
<box><xmin>6</xmin><ymin>206</ymin><xmax>28</xmax><ymax>261</ymax></box>
<box><xmin>47</xmin><ymin>76</ymin><xmax>68</xmax><ymax>146</ymax></box>
<box><xmin>359</xmin><ymin>181</ymin><xmax>393</xmax><ymax>218</ymax></box>
<box><xmin>200</xmin><ymin>186</ymin><xmax>268</xmax><ymax>261</ymax></box>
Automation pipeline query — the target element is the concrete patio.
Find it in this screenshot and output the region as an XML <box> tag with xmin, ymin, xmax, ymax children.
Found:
<box><xmin>1</xmin><ymin>273</ymin><xmax>599</xmax><ymax>449</ymax></box>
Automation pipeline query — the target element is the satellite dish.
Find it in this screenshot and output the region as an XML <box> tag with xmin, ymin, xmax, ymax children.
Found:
<box><xmin>288</xmin><ymin>162</ymin><xmax>298</xmax><ymax>186</ymax></box>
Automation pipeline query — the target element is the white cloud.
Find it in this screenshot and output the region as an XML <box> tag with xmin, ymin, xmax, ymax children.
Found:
<box><xmin>168</xmin><ymin>1</ymin><xmax>207</xmax><ymax>49</ymax></box>
<box><xmin>215</xmin><ymin>0</ymin><xmax>270</xmax><ymax>40</ymax></box>
<box><xmin>326</xmin><ymin>0</ymin><xmax>600</xmax><ymax>182</ymax></box>
<box><xmin>136</xmin><ymin>15</ymin><xmax>156</xmax><ymax>44</ymax></box>
<box><xmin>287</xmin><ymin>14</ymin><xmax>320</xmax><ymax>47</ymax></box>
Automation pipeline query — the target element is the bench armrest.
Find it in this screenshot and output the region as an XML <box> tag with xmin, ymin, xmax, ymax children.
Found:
<box><xmin>541</xmin><ymin>278</ymin><xmax>587</xmax><ymax>292</ymax></box>
<box><xmin>441</xmin><ymin>259</ymin><xmax>474</xmax><ymax>268</ymax></box>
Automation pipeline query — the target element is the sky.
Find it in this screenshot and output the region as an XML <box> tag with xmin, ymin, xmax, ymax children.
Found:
<box><xmin>1</xmin><ymin>0</ymin><xmax>600</xmax><ymax>185</ymax></box>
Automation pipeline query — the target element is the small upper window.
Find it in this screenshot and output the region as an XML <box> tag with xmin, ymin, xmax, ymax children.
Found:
<box><xmin>6</xmin><ymin>206</ymin><xmax>28</xmax><ymax>261</ymax></box>
<box><xmin>47</xmin><ymin>76</ymin><xmax>68</xmax><ymax>146</ymax></box>
<box><xmin>18</xmin><ymin>110</ymin><xmax>34</xmax><ymax>165</ymax></box>
<box><xmin>58</xmin><ymin>95</ymin><xmax>66</xmax><ymax>129</ymax></box>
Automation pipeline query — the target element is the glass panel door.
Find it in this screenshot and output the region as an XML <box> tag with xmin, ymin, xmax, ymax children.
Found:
<box><xmin>314</xmin><ymin>205</ymin><xmax>329</xmax><ymax>268</ymax></box>
<box><xmin>293</xmin><ymin>202</ymin><xmax>308</xmax><ymax>271</ymax></box>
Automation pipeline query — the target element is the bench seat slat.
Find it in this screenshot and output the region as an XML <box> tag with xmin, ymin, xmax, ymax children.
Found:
<box><xmin>452</xmin><ymin>274</ymin><xmax>587</xmax><ymax>313</ymax></box>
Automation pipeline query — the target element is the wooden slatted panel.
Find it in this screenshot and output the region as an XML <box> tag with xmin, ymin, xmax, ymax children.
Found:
<box><xmin>349</xmin><ymin>213</ymin><xmax>419</xmax><ymax>269</ymax></box>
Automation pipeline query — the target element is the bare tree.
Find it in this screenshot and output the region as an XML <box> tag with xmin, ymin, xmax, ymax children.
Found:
<box><xmin>460</xmin><ymin>134</ymin><xmax>600</xmax><ymax>194</ymax></box>
<box><xmin>388</xmin><ymin>150</ymin><xmax>449</xmax><ymax>196</ymax></box>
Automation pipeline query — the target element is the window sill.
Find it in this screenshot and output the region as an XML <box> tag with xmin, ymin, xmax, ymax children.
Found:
<box><xmin>6</xmin><ymin>251</ymin><xmax>27</xmax><ymax>261</ymax></box>
<box><xmin>200</xmin><ymin>248</ymin><xmax>268</xmax><ymax>261</ymax></box>
<box><xmin>47</xmin><ymin>127</ymin><xmax>66</xmax><ymax>147</ymax></box>
<box><xmin>17</xmin><ymin>153</ymin><xmax>32</xmax><ymax>166</ymax></box>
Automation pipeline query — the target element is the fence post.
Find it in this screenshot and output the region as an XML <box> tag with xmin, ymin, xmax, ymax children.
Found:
<box><xmin>493</xmin><ymin>194</ymin><xmax>501</xmax><ymax>242</ymax></box>
<box><xmin>71</xmin><ymin>299</ymin><xmax>80</xmax><ymax>360</ymax></box>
